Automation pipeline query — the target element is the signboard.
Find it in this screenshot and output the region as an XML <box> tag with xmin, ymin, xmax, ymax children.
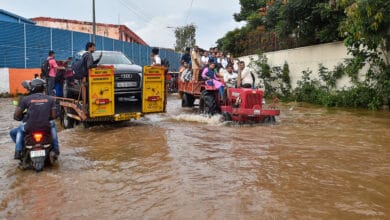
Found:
<box><xmin>88</xmin><ymin>66</ymin><xmax>115</xmax><ymax>118</ymax></box>
<box><xmin>142</xmin><ymin>66</ymin><xmax>166</xmax><ymax>113</ymax></box>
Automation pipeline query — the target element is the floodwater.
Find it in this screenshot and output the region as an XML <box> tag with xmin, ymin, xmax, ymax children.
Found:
<box><xmin>0</xmin><ymin>95</ymin><xmax>389</xmax><ymax>219</ymax></box>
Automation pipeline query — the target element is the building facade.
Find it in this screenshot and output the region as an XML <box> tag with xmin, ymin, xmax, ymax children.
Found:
<box><xmin>0</xmin><ymin>9</ymin><xmax>35</xmax><ymax>24</ymax></box>
<box><xmin>32</xmin><ymin>17</ymin><xmax>147</xmax><ymax>46</ymax></box>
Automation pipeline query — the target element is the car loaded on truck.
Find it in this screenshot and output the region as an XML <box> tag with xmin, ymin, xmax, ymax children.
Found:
<box><xmin>57</xmin><ymin>50</ymin><xmax>167</xmax><ymax>128</ymax></box>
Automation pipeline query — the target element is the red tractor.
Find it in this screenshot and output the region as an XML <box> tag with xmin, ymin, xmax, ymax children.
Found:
<box><xmin>219</xmin><ymin>88</ymin><xmax>280</xmax><ymax>123</ymax></box>
<box><xmin>178</xmin><ymin>70</ymin><xmax>280</xmax><ymax>123</ymax></box>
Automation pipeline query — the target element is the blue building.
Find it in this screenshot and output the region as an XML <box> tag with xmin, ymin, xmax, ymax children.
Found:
<box><xmin>0</xmin><ymin>9</ymin><xmax>35</xmax><ymax>24</ymax></box>
<box><xmin>0</xmin><ymin>9</ymin><xmax>181</xmax><ymax>70</ymax></box>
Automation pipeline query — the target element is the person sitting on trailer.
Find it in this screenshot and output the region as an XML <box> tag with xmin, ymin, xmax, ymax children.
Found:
<box><xmin>181</xmin><ymin>47</ymin><xmax>191</xmax><ymax>65</ymax></box>
<box><xmin>180</xmin><ymin>61</ymin><xmax>192</xmax><ymax>82</ymax></box>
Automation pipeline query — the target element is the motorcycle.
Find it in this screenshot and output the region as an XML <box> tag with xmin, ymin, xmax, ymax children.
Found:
<box><xmin>20</xmin><ymin>130</ymin><xmax>56</xmax><ymax>172</ymax></box>
<box><xmin>14</xmin><ymin>80</ymin><xmax>58</xmax><ymax>172</ymax></box>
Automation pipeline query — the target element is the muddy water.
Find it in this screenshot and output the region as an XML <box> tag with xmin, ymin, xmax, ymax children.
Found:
<box><xmin>0</xmin><ymin>96</ymin><xmax>389</xmax><ymax>219</ymax></box>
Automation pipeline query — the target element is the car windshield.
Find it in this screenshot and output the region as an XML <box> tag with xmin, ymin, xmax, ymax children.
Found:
<box><xmin>92</xmin><ymin>51</ymin><xmax>133</xmax><ymax>65</ymax></box>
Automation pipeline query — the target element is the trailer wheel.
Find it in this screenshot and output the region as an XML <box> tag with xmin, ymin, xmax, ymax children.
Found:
<box><xmin>220</xmin><ymin>112</ymin><xmax>231</xmax><ymax>122</ymax></box>
<box><xmin>182</xmin><ymin>93</ymin><xmax>194</xmax><ymax>107</ymax></box>
<box><xmin>62</xmin><ymin>110</ymin><xmax>74</xmax><ymax>129</ymax></box>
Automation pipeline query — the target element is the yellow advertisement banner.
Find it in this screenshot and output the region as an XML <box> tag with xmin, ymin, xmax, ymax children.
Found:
<box><xmin>142</xmin><ymin>66</ymin><xmax>166</xmax><ymax>113</ymax></box>
<box><xmin>88</xmin><ymin>66</ymin><xmax>115</xmax><ymax>118</ymax></box>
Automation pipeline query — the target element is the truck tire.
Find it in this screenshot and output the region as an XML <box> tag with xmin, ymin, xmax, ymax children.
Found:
<box><xmin>62</xmin><ymin>109</ymin><xmax>74</xmax><ymax>129</ymax></box>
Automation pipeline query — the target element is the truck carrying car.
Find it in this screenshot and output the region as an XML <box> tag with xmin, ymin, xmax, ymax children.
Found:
<box><xmin>57</xmin><ymin>50</ymin><xmax>166</xmax><ymax>128</ymax></box>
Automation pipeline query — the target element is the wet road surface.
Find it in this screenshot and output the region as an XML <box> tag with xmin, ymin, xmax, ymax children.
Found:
<box><xmin>0</xmin><ymin>95</ymin><xmax>389</xmax><ymax>219</ymax></box>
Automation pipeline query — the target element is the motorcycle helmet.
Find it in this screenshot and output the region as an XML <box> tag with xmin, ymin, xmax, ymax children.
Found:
<box><xmin>21</xmin><ymin>80</ymin><xmax>32</xmax><ymax>91</ymax></box>
<box><xmin>30</xmin><ymin>78</ymin><xmax>45</xmax><ymax>93</ymax></box>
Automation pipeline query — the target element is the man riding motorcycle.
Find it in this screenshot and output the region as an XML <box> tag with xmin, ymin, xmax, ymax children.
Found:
<box><xmin>11</xmin><ymin>78</ymin><xmax>60</xmax><ymax>159</ymax></box>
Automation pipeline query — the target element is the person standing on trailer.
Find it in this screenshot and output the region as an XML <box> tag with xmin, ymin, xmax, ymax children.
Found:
<box><xmin>191</xmin><ymin>46</ymin><xmax>201</xmax><ymax>82</ymax></box>
<box><xmin>151</xmin><ymin>47</ymin><xmax>162</xmax><ymax>66</ymax></box>
<box><xmin>47</xmin><ymin>50</ymin><xmax>64</xmax><ymax>96</ymax></box>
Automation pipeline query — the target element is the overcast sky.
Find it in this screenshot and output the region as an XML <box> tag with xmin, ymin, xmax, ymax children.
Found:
<box><xmin>1</xmin><ymin>0</ymin><xmax>245</xmax><ymax>49</ymax></box>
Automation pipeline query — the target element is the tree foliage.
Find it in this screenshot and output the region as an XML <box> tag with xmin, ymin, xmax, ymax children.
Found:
<box><xmin>234</xmin><ymin>0</ymin><xmax>266</xmax><ymax>22</ymax></box>
<box><xmin>222</xmin><ymin>0</ymin><xmax>390</xmax><ymax>109</ymax></box>
<box><xmin>218</xmin><ymin>0</ymin><xmax>346</xmax><ymax>56</ymax></box>
<box><xmin>174</xmin><ymin>24</ymin><xmax>196</xmax><ymax>52</ymax></box>
<box><xmin>338</xmin><ymin>0</ymin><xmax>390</xmax><ymax>105</ymax></box>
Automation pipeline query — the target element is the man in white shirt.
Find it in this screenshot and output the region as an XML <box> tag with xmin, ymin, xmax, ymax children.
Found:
<box><xmin>223</xmin><ymin>65</ymin><xmax>238</xmax><ymax>88</ymax></box>
<box><xmin>151</xmin><ymin>47</ymin><xmax>161</xmax><ymax>66</ymax></box>
<box><xmin>238</xmin><ymin>61</ymin><xmax>253</xmax><ymax>88</ymax></box>
<box><xmin>201</xmin><ymin>51</ymin><xmax>209</xmax><ymax>67</ymax></box>
<box><xmin>221</xmin><ymin>54</ymin><xmax>228</xmax><ymax>69</ymax></box>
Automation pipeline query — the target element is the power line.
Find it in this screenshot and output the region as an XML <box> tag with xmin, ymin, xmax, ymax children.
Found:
<box><xmin>117</xmin><ymin>0</ymin><xmax>152</xmax><ymax>25</ymax></box>
<box><xmin>117</xmin><ymin>0</ymin><xmax>172</xmax><ymax>28</ymax></box>
<box><xmin>184</xmin><ymin>0</ymin><xmax>194</xmax><ymax>24</ymax></box>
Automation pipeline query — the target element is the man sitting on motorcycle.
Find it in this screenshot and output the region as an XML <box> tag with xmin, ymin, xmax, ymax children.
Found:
<box><xmin>12</xmin><ymin>79</ymin><xmax>60</xmax><ymax>159</ymax></box>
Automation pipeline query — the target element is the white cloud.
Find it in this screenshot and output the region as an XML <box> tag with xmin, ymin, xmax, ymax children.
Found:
<box><xmin>124</xmin><ymin>13</ymin><xmax>184</xmax><ymax>48</ymax></box>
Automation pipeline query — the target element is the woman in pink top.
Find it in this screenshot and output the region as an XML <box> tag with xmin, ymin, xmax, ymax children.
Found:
<box><xmin>201</xmin><ymin>61</ymin><xmax>224</xmax><ymax>97</ymax></box>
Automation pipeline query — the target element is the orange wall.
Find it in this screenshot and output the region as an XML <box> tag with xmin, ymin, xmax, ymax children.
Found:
<box><xmin>9</xmin><ymin>68</ymin><xmax>41</xmax><ymax>95</ymax></box>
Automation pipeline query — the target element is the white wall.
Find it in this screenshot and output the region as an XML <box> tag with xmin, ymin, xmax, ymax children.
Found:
<box><xmin>0</xmin><ymin>68</ymin><xmax>9</xmax><ymax>93</ymax></box>
<box><xmin>239</xmin><ymin>41</ymin><xmax>357</xmax><ymax>89</ymax></box>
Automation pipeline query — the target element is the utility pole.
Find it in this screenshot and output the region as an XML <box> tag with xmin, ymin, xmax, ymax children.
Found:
<box><xmin>92</xmin><ymin>0</ymin><xmax>96</xmax><ymax>43</ymax></box>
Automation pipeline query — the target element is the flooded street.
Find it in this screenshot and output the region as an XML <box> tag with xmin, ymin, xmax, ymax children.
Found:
<box><xmin>0</xmin><ymin>95</ymin><xmax>389</xmax><ymax>219</ymax></box>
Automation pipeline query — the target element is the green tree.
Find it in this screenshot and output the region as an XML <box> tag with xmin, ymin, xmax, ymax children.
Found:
<box><xmin>234</xmin><ymin>0</ymin><xmax>266</xmax><ymax>22</ymax></box>
<box><xmin>338</xmin><ymin>0</ymin><xmax>390</xmax><ymax>107</ymax></box>
<box><xmin>218</xmin><ymin>0</ymin><xmax>346</xmax><ymax>53</ymax></box>
<box><xmin>339</xmin><ymin>0</ymin><xmax>390</xmax><ymax>63</ymax></box>
<box><xmin>174</xmin><ymin>24</ymin><xmax>196</xmax><ymax>52</ymax></box>
<box><xmin>275</xmin><ymin>0</ymin><xmax>345</xmax><ymax>46</ymax></box>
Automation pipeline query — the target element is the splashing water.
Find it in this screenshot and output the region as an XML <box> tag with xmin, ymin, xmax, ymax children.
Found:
<box><xmin>172</xmin><ymin>113</ymin><xmax>223</xmax><ymax>125</ymax></box>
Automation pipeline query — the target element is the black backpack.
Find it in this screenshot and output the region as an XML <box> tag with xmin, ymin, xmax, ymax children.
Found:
<box><xmin>41</xmin><ymin>58</ymin><xmax>51</xmax><ymax>78</ymax></box>
<box><xmin>71</xmin><ymin>53</ymin><xmax>88</xmax><ymax>79</ymax></box>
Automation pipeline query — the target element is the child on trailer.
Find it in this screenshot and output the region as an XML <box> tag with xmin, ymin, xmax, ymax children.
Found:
<box><xmin>201</xmin><ymin>60</ymin><xmax>224</xmax><ymax>98</ymax></box>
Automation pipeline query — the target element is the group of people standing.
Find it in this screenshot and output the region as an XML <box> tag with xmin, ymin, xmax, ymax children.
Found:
<box><xmin>179</xmin><ymin>46</ymin><xmax>254</xmax><ymax>93</ymax></box>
